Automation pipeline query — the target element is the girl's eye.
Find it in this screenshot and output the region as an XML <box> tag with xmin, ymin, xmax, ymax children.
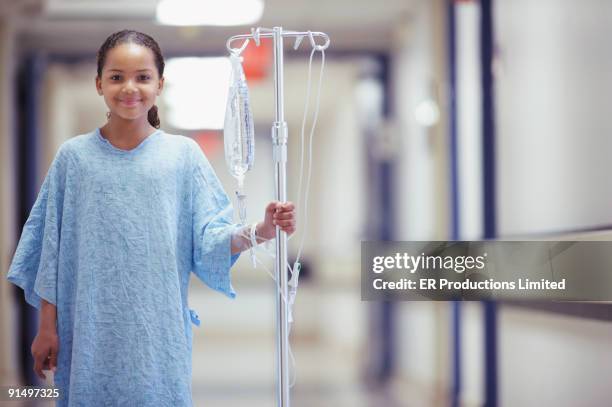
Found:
<box><xmin>139</xmin><ymin>75</ymin><xmax>151</xmax><ymax>81</ymax></box>
<box><xmin>110</xmin><ymin>75</ymin><xmax>121</xmax><ymax>81</ymax></box>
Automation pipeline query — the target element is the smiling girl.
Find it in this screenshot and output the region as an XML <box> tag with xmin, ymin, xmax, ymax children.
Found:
<box><xmin>7</xmin><ymin>29</ymin><xmax>295</xmax><ymax>406</ymax></box>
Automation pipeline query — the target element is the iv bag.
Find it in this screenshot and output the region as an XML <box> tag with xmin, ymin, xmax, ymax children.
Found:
<box><xmin>224</xmin><ymin>53</ymin><xmax>255</xmax><ymax>181</ymax></box>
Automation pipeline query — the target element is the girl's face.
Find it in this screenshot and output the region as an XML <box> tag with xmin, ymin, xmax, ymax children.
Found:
<box><xmin>96</xmin><ymin>43</ymin><xmax>164</xmax><ymax>124</ymax></box>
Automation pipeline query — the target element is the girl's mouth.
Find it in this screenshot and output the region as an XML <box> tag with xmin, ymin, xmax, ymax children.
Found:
<box><xmin>119</xmin><ymin>99</ymin><xmax>142</xmax><ymax>107</ymax></box>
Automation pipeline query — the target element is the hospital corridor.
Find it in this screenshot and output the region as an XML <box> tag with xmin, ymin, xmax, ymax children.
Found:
<box><xmin>1</xmin><ymin>0</ymin><xmax>612</xmax><ymax>406</ymax></box>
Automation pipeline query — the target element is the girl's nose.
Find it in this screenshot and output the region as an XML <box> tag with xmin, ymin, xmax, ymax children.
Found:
<box><xmin>122</xmin><ymin>80</ymin><xmax>137</xmax><ymax>94</ymax></box>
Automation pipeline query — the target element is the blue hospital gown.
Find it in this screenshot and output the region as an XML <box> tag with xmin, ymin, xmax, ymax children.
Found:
<box><xmin>7</xmin><ymin>128</ymin><xmax>240</xmax><ymax>406</ymax></box>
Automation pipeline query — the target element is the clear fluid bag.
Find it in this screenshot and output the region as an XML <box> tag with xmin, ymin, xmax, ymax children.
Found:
<box><xmin>224</xmin><ymin>53</ymin><xmax>255</xmax><ymax>182</ymax></box>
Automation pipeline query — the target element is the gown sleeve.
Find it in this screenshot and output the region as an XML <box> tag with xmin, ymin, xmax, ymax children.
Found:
<box><xmin>7</xmin><ymin>145</ymin><xmax>68</xmax><ymax>309</ymax></box>
<box><xmin>190</xmin><ymin>140</ymin><xmax>240</xmax><ymax>299</ymax></box>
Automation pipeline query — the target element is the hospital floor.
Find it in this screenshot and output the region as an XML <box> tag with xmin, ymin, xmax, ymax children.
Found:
<box><xmin>189</xmin><ymin>284</ymin><xmax>438</xmax><ymax>407</ymax></box>
<box><xmin>191</xmin><ymin>335</ymin><xmax>425</xmax><ymax>407</ymax></box>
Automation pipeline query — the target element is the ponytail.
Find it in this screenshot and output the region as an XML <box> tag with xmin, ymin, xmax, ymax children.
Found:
<box><xmin>148</xmin><ymin>105</ymin><xmax>160</xmax><ymax>129</ymax></box>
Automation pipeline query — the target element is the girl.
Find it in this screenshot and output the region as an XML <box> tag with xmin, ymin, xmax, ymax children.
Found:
<box><xmin>7</xmin><ymin>29</ymin><xmax>295</xmax><ymax>406</ymax></box>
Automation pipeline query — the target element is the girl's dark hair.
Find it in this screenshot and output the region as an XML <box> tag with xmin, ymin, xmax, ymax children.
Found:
<box><xmin>96</xmin><ymin>29</ymin><xmax>164</xmax><ymax>129</ymax></box>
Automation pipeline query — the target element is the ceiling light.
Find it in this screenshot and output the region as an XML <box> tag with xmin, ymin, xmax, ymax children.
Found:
<box><xmin>156</xmin><ymin>0</ymin><xmax>264</xmax><ymax>26</ymax></box>
<box><xmin>414</xmin><ymin>99</ymin><xmax>440</xmax><ymax>127</ymax></box>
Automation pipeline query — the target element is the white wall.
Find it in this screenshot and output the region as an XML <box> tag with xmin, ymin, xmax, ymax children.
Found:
<box><xmin>460</xmin><ymin>302</ymin><xmax>485</xmax><ymax>407</ymax></box>
<box><xmin>495</xmin><ymin>0</ymin><xmax>612</xmax><ymax>236</ymax></box>
<box><xmin>392</xmin><ymin>0</ymin><xmax>453</xmax><ymax>398</ymax></box>
<box><xmin>499</xmin><ymin>307</ymin><xmax>612</xmax><ymax>407</ymax></box>
<box><xmin>492</xmin><ymin>2</ymin><xmax>612</xmax><ymax>400</ymax></box>
<box><xmin>418</xmin><ymin>2</ymin><xmax>484</xmax><ymax>404</ymax></box>
<box><xmin>393</xmin><ymin>0</ymin><xmax>450</xmax><ymax>242</ymax></box>
<box><xmin>456</xmin><ymin>1</ymin><xmax>483</xmax><ymax>240</ymax></box>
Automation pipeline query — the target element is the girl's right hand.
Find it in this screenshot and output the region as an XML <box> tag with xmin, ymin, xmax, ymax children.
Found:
<box><xmin>31</xmin><ymin>329</ymin><xmax>59</xmax><ymax>380</ymax></box>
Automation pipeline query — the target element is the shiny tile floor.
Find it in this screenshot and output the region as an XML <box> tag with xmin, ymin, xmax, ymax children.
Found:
<box><xmin>190</xmin><ymin>335</ymin><xmax>432</xmax><ymax>407</ymax></box>
<box><xmin>192</xmin><ymin>336</ymin><xmax>361</xmax><ymax>406</ymax></box>
<box><xmin>188</xmin><ymin>284</ymin><xmax>426</xmax><ymax>407</ymax></box>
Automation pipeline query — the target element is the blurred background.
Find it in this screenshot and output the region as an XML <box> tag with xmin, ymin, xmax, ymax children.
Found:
<box><xmin>1</xmin><ymin>0</ymin><xmax>612</xmax><ymax>406</ymax></box>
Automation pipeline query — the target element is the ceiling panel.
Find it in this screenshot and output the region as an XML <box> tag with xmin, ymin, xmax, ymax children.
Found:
<box><xmin>17</xmin><ymin>0</ymin><xmax>415</xmax><ymax>52</ymax></box>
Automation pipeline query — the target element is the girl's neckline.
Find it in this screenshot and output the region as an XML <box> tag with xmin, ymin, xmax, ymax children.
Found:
<box><xmin>95</xmin><ymin>127</ymin><xmax>162</xmax><ymax>154</ymax></box>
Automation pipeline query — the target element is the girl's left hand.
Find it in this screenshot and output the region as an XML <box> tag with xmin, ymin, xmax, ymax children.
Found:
<box><xmin>257</xmin><ymin>201</ymin><xmax>296</xmax><ymax>240</ymax></box>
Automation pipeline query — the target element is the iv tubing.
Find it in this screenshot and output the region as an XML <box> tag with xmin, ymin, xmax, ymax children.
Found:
<box><xmin>295</xmin><ymin>48</ymin><xmax>326</xmax><ymax>264</ymax></box>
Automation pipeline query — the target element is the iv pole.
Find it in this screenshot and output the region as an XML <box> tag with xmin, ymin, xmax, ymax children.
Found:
<box><xmin>226</xmin><ymin>27</ymin><xmax>330</xmax><ymax>407</ymax></box>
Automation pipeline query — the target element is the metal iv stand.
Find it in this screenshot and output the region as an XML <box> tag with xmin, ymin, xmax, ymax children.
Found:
<box><xmin>226</xmin><ymin>27</ymin><xmax>330</xmax><ymax>407</ymax></box>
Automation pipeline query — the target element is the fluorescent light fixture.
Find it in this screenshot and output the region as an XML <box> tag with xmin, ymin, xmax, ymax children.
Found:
<box><xmin>163</xmin><ymin>57</ymin><xmax>231</xmax><ymax>130</ymax></box>
<box><xmin>156</xmin><ymin>0</ymin><xmax>264</xmax><ymax>26</ymax></box>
